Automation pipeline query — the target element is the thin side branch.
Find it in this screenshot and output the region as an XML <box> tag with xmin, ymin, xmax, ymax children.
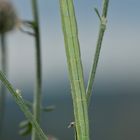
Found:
<box><xmin>86</xmin><ymin>0</ymin><xmax>109</xmax><ymax>105</ymax></box>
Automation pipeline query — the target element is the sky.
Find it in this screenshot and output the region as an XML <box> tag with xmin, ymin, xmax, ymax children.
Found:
<box><xmin>3</xmin><ymin>0</ymin><xmax>140</xmax><ymax>94</ymax></box>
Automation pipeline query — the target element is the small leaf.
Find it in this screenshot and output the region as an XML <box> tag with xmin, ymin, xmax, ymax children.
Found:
<box><xmin>19</xmin><ymin>20</ymin><xmax>36</xmax><ymax>36</ymax></box>
<box><xmin>94</xmin><ymin>8</ymin><xmax>101</xmax><ymax>21</ymax></box>
<box><xmin>19</xmin><ymin>120</ymin><xmax>29</xmax><ymax>128</ymax></box>
<box><xmin>19</xmin><ymin>120</ymin><xmax>32</xmax><ymax>136</ymax></box>
<box><xmin>22</xmin><ymin>20</ymin><xmax>36</xmax><ymax>28</ymax></box>
<box><xmin>41</xmin><ymin>105</ymin><xmax>55</xmax><ymax>112</ymax></box>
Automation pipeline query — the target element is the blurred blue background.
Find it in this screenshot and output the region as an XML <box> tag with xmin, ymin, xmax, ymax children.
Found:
<box><xmin>0</xmin><ymin>0</ymin><xmax>140</xmax><ymax>140</ymax></box>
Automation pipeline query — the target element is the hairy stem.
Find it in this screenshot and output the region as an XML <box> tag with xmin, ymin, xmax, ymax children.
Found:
<box><xmin>86</xmin><ymin>0</ymin><xmax>109</xmax><ymax>106</ymax></box>
<box><xmin>0</xmin><ymin>71</ymin><xmax>48</xmax><ymax>140</ymax></box>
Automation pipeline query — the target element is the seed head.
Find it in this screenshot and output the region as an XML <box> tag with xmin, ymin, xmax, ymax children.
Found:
<box><xmin>0</xmin><ymin>0</ymin><xmax>17</xmax><ymax>33</ymax></box>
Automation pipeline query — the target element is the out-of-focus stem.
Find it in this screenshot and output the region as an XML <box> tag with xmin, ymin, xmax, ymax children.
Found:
<box><xmin>31</xmin><ymin>0</ymin><xmax>42</xmax><ymax>140</ymax></box>
<box><xmin>0</xmin><ymin>33</ymin><xmax>7</xmax><ymax>134</ymax></box>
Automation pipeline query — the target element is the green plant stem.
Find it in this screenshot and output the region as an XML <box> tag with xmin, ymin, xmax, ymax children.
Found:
<box><xmin>0</xmin><ymin>71</ymin><xmax>48</xmax><ymax>140</ymax></box>
<box><xmin>59</xmin><ymin>0</ymin><xmax>89</xmax><ymax>140</ymax></box>
<box><xmin>86</xmin><ymin>0</ymin><xmax>109</xmax><ymax>106</ymax></box>
<box><xmin>0</xmin><ymin>33</ymin><xmax>7</xmax><ymax>134</ymax></box>
<box><xmin>31</xmin><ymin>0</ymin><xmax>42</xmax><ymax>140</ymax></box>
<box><xmin>0</xmin><ymin>34</ymin><xmax>7</xmax><ymax>75</ymax></box>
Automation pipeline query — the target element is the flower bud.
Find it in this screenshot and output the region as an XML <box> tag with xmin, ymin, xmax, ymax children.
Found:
<box><xmin>0</xmin><ymin>0</ymin><xmax>17</xmax><ymax>33</ymax></box>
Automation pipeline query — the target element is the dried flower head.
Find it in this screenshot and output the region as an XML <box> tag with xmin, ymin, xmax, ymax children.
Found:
<box><xmin>0</xmin><ymin>0</ymin><xmax>17</xmax><ymax>33</ymax></box>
